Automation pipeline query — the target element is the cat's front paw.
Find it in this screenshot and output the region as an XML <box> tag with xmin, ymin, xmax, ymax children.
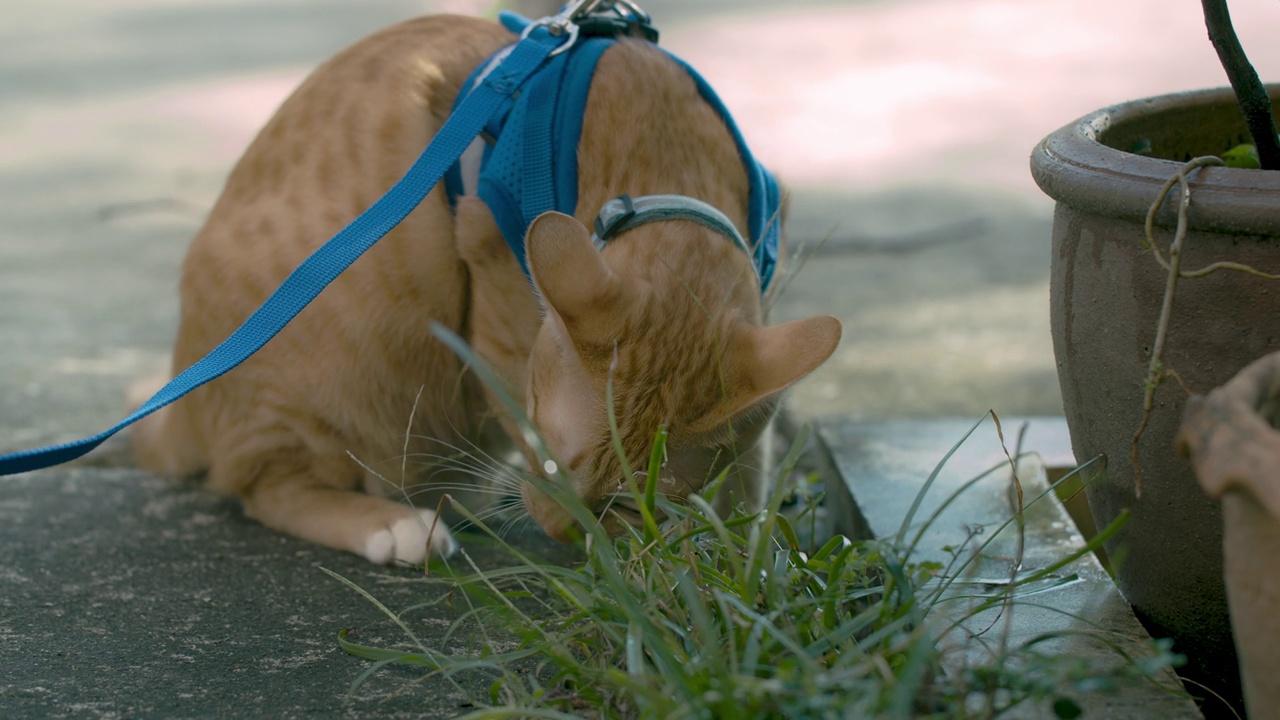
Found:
<box><xmin>362</xmin><ymin>508</ymin><xmax>458</xmax><ymax>565</ymax></box>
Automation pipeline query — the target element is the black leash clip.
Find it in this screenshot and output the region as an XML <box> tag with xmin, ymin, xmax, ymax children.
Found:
<box><xmin>564</xmin><ymin>0</ymin><xmax>659</xmax><ymax>43</ymax></box>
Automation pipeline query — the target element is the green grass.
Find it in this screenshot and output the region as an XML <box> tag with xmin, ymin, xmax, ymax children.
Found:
<box><xmin>325</xmin><ymin>327</ymin><xmax>1184</xmax><ymax>718</ymax></box>
<box><xmin>328</xmin><ymin>428</ymin><xmax>1184</xmax><ymax>719</ymax></box>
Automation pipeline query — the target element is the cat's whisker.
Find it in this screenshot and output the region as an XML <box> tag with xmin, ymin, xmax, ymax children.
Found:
<box><xmin>396</xmin><ymin>444</ymin><xmax>529</xmax><ymax>490</ymax></box>
<box><xmin>402</xmin><ymin>447</ymin><xmax>509</xmax><ymax>481</ymax></box>
<box><xmin>417</xmin><ymin>474</ymin><xmax>522</xmax><ymax>497</ymax></box>
<box><xmin>452</xmin><ymin>495</ymin><xmax>528</xmax><ymax>535</ymax></box>
<box><xmin>407</xmin><ymin>431</ymin><xmax>519</xmax><ymax>478</ymax></box>
<box><xmin>420</xmin><ymin>462</ymin><xmax>515</xmax><ymax>488</ymax></box>
<box><xmin>497</xmin><ymin>511</ymin><xmax>537</xmax><ymax>542</ymax></box>
<box><xmin>496</xmin><ymin>519</ymin><xmax>518</xmax><ymax>542</ymax></box>
<box><xmin>478</xmin><ymin>500</ymin><xmax>522</xmax><ymax>525</ymax></box>
<box><xmin>459</xmin><ymin>505</ymin><xmax>516</xmax><ymax>527</ymax></box>
<box><xmin>404</xmin><ymin>484</ymin><xmax>517</xmax><ymax>500</ymax></box>
<box><xmin>354</xmin><ymin>447</ymin><xmax>510</xmax><ymax>496</ymax></box>
<box><xmin>413</xmin><ymin>456</ymin><xmax>490</xmax><ymax>477</ymax></box>
<box><xmin>403</xmin><ymin>450</ymin><xmax>528</xmax><ymax>494</ymax></box>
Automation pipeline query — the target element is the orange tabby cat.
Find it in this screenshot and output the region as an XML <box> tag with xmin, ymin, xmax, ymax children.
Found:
<box><xmin>129</xmin><ymin>14</ymin><xmax>842</xmax><ymax>564</ymax></box>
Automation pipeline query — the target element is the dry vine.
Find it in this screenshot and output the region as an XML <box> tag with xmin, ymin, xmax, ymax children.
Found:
<box><xmin>1131</xmin><ymin>156</ymin><xmax>1280</xmax><ymax>496</ymax></box>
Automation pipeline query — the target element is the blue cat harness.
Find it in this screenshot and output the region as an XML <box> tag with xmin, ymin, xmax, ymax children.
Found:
<box><xmin>445</xmin><ymin>11</ymin><xmax>781</xmax><ymax>291</ymax></box>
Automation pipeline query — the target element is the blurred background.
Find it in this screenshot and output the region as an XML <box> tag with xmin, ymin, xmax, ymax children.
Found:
<box><xmin>3</xmin><ymin>0</ymin><xmax>1280</xmax><ymax>449</ymax></box>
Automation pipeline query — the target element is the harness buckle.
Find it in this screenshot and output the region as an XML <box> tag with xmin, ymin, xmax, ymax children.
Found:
<box><xmin>575</xmin><ymin>0</ymin><xmax>658</xmax><ymax>42</ymax></box>
<box><xmin>520</xmin><ymin>15</ymin><xmax>581</xmax><ymax>57</ymax></box>
<box><xmin>593</xmin><ymin>194</ymin><xmax>637</xmax><ymax>247</ymax></box>
<box><xmin>524</xmin><ymin>1</ymin><xmax>657</xmax><ymax>54</ymax></box>
<box><xmin>559</xmin><ymin>0</ymin><xmax>644</xmax><ymax>22</ymax></box>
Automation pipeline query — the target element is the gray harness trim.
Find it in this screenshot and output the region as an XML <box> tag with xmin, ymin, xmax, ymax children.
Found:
<box><xmin>590</xmin><ymin>194</ymin><xmax>759</xmax><ymax>284</ymax></box>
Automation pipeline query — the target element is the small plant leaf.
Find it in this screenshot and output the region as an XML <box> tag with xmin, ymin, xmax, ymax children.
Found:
<box><xmin>1221</xmin><ymin>143</ymin><xmax>1261</xmax><ymax>169</ymax></box>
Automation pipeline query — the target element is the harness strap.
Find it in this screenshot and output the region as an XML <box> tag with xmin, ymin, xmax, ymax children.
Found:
<box><xmin>591</xmin><ymin>194</ymin><xmax>761</xmax><ymax>285</ymax></box>
<box><xmin>0</xmin><ymin>27</ymin><xmax>571</xmax><ymax>476</ymax></box>
<box><xmin>447</xmin><ymin>11</ymin><xmax>781</xmax><ymax>291</ymax></box>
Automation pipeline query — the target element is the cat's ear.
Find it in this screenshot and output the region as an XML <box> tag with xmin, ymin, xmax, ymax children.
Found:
<box><xmin>689</xmin><ymin>315</ymin><xmax>842</xmax><ymax>434</ymax></box>
<box><xmin>741</xmin><ymin>314</ymin><xmax>842</xmax><ymax>398</ymax></box>
<box><xmin>526</xmin><ymin>211</ymin><xmax>632</xmax><ymax>338</ymax></box>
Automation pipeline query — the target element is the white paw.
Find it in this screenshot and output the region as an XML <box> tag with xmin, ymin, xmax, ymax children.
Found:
<box><xmin>361</xmin><ymin>509</ymin><xmax>459</xmax><ymax>565</ymax></box>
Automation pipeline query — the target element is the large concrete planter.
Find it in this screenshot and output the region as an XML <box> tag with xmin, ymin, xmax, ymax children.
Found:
<box><xmin>1179</xmin><ymin>351</ymin><xmax>1280</xmax><ymax>720</ymax></box>
<box><xmin>1031</xmin><ymin>86</ymin><xmax>1280</xmax><ymax>712</ymax></box>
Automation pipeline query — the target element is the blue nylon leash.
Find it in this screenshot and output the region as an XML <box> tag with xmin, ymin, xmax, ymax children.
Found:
<box><xmin>0</xmin><ymin>27</ymin><xmax>568</xmax><ymax>476</ymax></box>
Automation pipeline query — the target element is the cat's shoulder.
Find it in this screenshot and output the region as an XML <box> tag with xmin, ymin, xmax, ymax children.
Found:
<box><xmin>297</xmin><ymin>14</ymin><xmax>515</xmax><ymax>100</ymax></box>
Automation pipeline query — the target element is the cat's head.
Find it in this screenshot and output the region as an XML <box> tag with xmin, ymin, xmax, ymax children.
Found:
<box><xmin>519</xmin><ymin>212</ymin><xmax>841</xmax><ymax>541</ymax></box>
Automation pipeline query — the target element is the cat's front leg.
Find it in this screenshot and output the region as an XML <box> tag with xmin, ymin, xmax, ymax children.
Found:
<box><xmin>228</xmin><ymin>453</ymin><xmax>459</xmax><ymax>564</ymax></box>
<box><xmin>245</xmin><ymin>487</ymin><xmax>458</xmax><ymax>565</ymax></box>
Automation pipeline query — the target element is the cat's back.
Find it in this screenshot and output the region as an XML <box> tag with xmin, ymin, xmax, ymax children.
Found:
<box><xmin>227</xmin><ymin>14</ymin><xmax>511</xmax><ymax>198</ymax></box>
<box><xmin>177</xmin><ymin>14</ymin><xmax>513</xmax><ymax>352</ymax></box>
<box><xmin>210</xmin><ymin>13</ymin><xmax>511</xmax><ymax>226</ymax></box>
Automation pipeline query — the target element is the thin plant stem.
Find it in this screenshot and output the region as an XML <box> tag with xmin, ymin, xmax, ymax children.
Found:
<box><xmin>1132</xmin><ymin>158</ymin><xmax>1210</xmax><ymax>495</ymax></box>
<box><xmin>1133</xmin><ymin>156</ymin><xmax>1280</xmax><ymax>495</ymax></box>
<box><xmin>1201</xmin><ymin>0</ymin><xmax>1280</xmax><ymax>170</ymax></box>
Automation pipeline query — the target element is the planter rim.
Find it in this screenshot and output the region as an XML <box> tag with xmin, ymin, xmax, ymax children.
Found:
<box><xmin>1031</xmin><ymin>85</ymin><xmax>1280</xmax><ymax>235</ymax></box>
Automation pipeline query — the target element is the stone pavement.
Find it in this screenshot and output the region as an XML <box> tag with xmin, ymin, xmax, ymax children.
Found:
<box><xmin>2</xmin><ymin>467</ymin><xmax>582</xmax><ymax>718</ymax></box>
<box><xmin>3</xmin><ymin>0</ymin><xmax>1280</xmax><ymax>716</ymax></box>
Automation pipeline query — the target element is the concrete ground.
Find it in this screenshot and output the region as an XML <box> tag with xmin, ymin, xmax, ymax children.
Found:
<box><xmin>3</xmin><ymin>0</ymin><xmax>1280</xmax><ymax>716</ymax></box>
